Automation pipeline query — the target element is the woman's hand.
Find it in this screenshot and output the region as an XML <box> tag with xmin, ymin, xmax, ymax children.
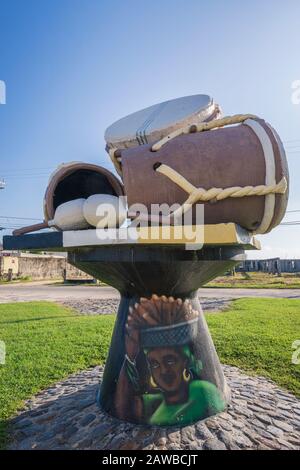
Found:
<box><xmin>125</xmin><ymin>321</ymin><xmax>140</xmax><ymax>360</ymax></box>
<box><xmin>125</xmin><ymin>296</ymin><xmax>160</xmax><ymax>359</ymax></box>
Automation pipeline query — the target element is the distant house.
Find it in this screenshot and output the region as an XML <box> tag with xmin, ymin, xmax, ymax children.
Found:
<box><xmin>237</xmin><ymin>258</ymin><xmax>300</xmax><ymax>274</ymax></box>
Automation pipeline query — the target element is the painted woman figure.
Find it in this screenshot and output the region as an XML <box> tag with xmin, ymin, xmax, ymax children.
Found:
<box><xmin>114</xmin><ymin>295</ymin><xmax>225</xmax><ymax>426</ymax></box>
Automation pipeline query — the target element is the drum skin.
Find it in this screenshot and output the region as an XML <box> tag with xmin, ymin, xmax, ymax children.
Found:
<box><xmin>121</xmin><ymin>119</ymin><xmax>289</xmax><ymax>233</ymax></box>
<box><xmin>105</xmin><ymin>95</ymin><xmax>221</xmax><ymax>150</ymax></box>
<box><xmin>105</xmin><ymin>95</ymin><xmax>221</xmax><ymax>175</ymax></box>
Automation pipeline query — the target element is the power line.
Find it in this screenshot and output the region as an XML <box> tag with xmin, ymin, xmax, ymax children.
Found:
<box><xmin>280</xmin><ymin>221</ymin><xmax>300</xmax><ymax>225</ymax></box>
<box><xmin>284</xmin><ymin>144</ymin><xmax>300</xmax><ymax>147</ymax></box>
<box><xmin>0</xmin><ymin>227</ymin><xmax>23</xmax><ymax>231</ymax></box>
<box><xmin>0</xmin><ymin>223</ymin><xmax>32</xmax><ymax>227</ymax></box>
<box><xmin>0</xmin><ymin>216</ymin><xmax>41</xmax><ymax>220</ymax></box>
<box><xmin>0</xmin><ymin>167</ymin><xmax>55</xmax><ymax>175</ymax></box>
<box><xmin>4</xmin><ymin>175</ymin><xmax>50</xmax><ymax>179</ymax></box>
<box><xmin>0</xmin><ymin>163</ymin><xmax>115</xmax><ymax>179</ymax></box>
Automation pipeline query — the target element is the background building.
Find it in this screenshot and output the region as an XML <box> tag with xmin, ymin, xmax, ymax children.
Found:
<box><xmin>0</xmin><ymin>250</ymin><xmax>94</xmax><ymax>282</ymax></box>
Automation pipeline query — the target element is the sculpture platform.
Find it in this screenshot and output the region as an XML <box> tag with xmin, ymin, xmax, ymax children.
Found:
<box><xmin>3</xmin><ymin>224</ymin><xmax>259</xmax><ymax>427</ymax></box>
<box><xmin>3</xmin><ymin>223</ymin><xmax>260</xmax><ymax>252</ymax></box>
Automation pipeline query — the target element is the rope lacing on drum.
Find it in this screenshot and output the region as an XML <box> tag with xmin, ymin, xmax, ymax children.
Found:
<box><xmin>154</xmin><ymin>162</ymin><xmax>287</xmax><ymax>221</ymax></box>
<box><xmin>151</xmin><ymin>114</ymin><xmax>288</xmax><ymax>233</ymax></box>
<box><xmin>151</xmin><ymin>114</ymin><xmax>258</xmax><ymax>151</ymax></box>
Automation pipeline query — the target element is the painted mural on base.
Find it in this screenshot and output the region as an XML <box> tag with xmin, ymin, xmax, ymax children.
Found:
<box><xmin>114</xmin><ymin>295</ymin><xmax>225</xmax><ymax>426</ymax></box>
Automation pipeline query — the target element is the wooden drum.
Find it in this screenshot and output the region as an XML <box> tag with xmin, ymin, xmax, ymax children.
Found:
<box><xmin>119</xmin><ymin>117</ymin><xmax>288</xmax><ymax>234</ymax></box>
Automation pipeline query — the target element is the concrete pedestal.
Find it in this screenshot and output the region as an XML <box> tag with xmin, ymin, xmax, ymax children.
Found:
<box><xmin>68</xmin><ymin>245</ymin><xmax>243</xmax><ymax>426</ymax></box>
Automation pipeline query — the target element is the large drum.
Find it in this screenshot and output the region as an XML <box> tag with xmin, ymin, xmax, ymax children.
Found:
<box><xmin>119</xmin><ymin>116</ymin><xmax>289</xmax><ymax>234</ymax></box>
<box><xmin>105</xmin><ymin>94</ymin><xmax>221</xmax><ymax>175</ymax></box>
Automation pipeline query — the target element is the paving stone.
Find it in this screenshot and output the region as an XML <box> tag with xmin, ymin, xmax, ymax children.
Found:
<box><xmin>37</xmin><ymin>431</ymin><xmax>57</xmax><ymax>442</ymax></box>
<box><xmin>166</xmin><ymin>429</ymin><xmax>181</xmax><ymax>445</ymax></box>
<box><xmin>255</xmin><ymin>414</ymin><xmax>273</xmax><ymax>426</ymax></box>
<box><xmin>204</xmin><ymin>437</ymin><xmax>227</xmax><ymax>450</ymax></box>
<box><xmin>233</xmin><ymin>405</ymin><xmax>254</xmax><ymax>418</ymax></box>
<box><xmin>79</xmin><ymin>413</ymin><xmax>96</xmax><ymax>426</ymax></box>
<box><xmin>119</xmin><ymin>440</ymin><xmax>141</xmax><ymax>450</ymax></box>
<box><xmin>195</xmin><ymin>423</ymin><xmax>213</xmax><ymax>440</ymax></box>
<box><xmin>216</xmin><ymin>429</ymin><xmax>234</xmax><ymax>449</ymax></box>
<box><xmin>181</xmin><ymin>426</ymin><xmax>196</xmax><ymax>444</ymax></box>
<box><xmin>277</xmin><ymin>403</ymin><xmax>292</xmax><ymax>411</ymax></box>
<box><xmin>232</xmin><ymin>432</ymin><xmax>252</xmax><ymax>448</ymax></box>
<box><xmin>205</xmin><ymin>418</ymin><xmax>220</xmax><ymax>432</ymax></box>
<box><xmin>272</xmin><ymin>419</ymin><xmax>293</xmax><ymax>433</ymax></box>
<box><xmin>256</xmin><ymin>437</ymin><xmax>282</xmax><ymax>450</ymax></box>
<box><xmin>90</xmin><ymin>423</ymin><xmax>112</xmax><ymax>440</ymax></box>
<box><xmin>218</xmin><ymin>418</ymin><xmax>233</xmax><ymax>431</ymax></box>
<box><xmin>286</xmin><ymin>436</ymin><xmax>300</xmax><ymax>446</ymax></box>
<box><xmin>62</xmin><ymin>425</ymin><xmax>78</xmax><ymax>439</ymax></box>
<box><xmin>249</xmin><ymin>419</ymin><xmax>266</xmax><ymax>431</ymax></box>
<box><xmin>266</xmin><ymin>425</ymin><xmax>284</xmax><ymax>438</ymax></box>
<box><xmin>290</xmin><ymin>420</ymin><xmax>300</xmax><ymax>430</ymax></box>
<box><xmin>277</xmin><ymin>438</ymin><xmax>295</xmax><ymax>450</ymax></box>
<box><xmin>242</xmin><ymin>428</ymin><xmax>261</xmax><ymax>444</ymax></box>
<box><xmin>14</xmin><ymin>418</ymin><xmax>33</xmax><ymax>429</ymax></box>
<box><xmin>134</xmin><ymin>428</ymin><xmax>155</xmax><ymax>445</ymax></box>
<box><xmin>20</xmin><ymin>424</ymin><xmax>46</xmax><ymax>437</ymax></box>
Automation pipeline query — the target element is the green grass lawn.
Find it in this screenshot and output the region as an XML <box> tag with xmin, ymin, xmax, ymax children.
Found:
<box><xmin>0</xmin><ymin>298</ymin><xmax>299</xmax><ymax>449</ymax></box>
<box><xmin>0</xmin><ymin>302</ymin><xmax>115</xmax><ymax>449</ymax></box>
<box><xmin>206</xmin><ymin>298</ymin><xmax>300</xmax><ymax>397</ymax></box>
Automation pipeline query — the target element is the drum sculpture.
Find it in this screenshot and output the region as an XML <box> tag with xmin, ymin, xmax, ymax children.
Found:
<box><xmin>4</xmin><ymin>94</ymin><xmax>289</xmax><ymax>428</ymax></box>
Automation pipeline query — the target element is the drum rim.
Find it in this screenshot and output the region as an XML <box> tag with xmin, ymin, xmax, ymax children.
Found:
<box><xmin>105</xmin><ymin>94</ymin><xmax>218</xmax><ymax>148</ymax></box>
<box><xmin>43</xmin><ymin>162</ymin><xmax>124</xmax><ymax>222</ymax></box>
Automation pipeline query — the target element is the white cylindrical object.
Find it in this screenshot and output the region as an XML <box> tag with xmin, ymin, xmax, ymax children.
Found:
<box><xmin>105</xmin><ymin>94</ymin><xmax>222</xmax><ymax>175</ymax></box>
<box><xmin>83</xmin><ymin>194</ymin><xmax>127</xmax><ymax>228</ymax></box>
<box><xmin>49</xmin><ymin>198</ymin><xmax>90</xmax><ymax>231</ymax></box>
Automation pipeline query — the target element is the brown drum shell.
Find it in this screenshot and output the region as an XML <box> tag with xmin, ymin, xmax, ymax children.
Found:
<box><xmin>43</xmin><ymin>162</ymin><xmax>124</xmax><ymax>222</ymax></box>
<box><xmin>121</xmin><ymin>119</ymin><xmax>289</xmax><ymax>233</ymax></box>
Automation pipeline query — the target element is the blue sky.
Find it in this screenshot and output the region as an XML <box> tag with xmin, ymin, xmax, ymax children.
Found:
<box><xmin>0</xmin><ymin>0</ymin><xmax>300</xmax><ymax>258</ymax></box>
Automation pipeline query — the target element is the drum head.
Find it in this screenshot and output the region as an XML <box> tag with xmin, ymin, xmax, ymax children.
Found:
<box><xmin>105</xmin><ymin>94</ymin><xmax>220</xmax><ymax>151</ymax></box>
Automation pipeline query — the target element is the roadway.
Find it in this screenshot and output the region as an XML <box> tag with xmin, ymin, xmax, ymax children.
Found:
<box><xmin>0</xmin><ymin>281</ymin><xmax>299</xmax><ymax>303</ymax></box>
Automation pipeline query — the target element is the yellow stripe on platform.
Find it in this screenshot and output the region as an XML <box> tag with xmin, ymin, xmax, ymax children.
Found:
<box><xmin>62</xmin><ymin>223</ymin><xmax>260</xmax><ymax>250</ymax></box>
<box><xmin>136</xmin><ymin>223</ymin><xmax>259</xmax><ymax>246</ymax></box>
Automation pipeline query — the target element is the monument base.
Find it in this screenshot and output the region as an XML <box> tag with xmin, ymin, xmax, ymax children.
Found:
<box><xmin>97</xmin><ymin>293</ymin><xmax>230</xmax><ymax>427</ymax></box>
<box><xmin>67</xmin><ymin>245</ymin><xmax>239</xmax><ymax>427</ymax></box>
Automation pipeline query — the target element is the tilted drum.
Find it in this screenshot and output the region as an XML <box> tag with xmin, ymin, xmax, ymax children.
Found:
<box><xmin>119</xmin><ymin>116</ymin><xmax>288</xmax><ymax>234</ymax></box>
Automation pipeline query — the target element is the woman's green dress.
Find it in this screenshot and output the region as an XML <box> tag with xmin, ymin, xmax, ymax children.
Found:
<box><xmin>142</xmin><ymin>380</ymin><xmax>225</xmax><ymax>426</ymax></box>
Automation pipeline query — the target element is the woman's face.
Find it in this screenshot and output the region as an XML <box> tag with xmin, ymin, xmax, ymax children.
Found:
<box><xmin>147</xmin><ymin>347</ymin><xmax>187</xmax><ymax>392</ymax></box>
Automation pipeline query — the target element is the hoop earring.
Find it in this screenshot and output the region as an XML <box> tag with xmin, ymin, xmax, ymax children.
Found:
<box><xmin>150</xmin><ymin>376</ymin><xmax>157</xmax><ymax>388</ymax></box>
<box><xmin>183</xmin><ymin>368</ymin><xmax>191</xmax><ymax>382</ymax></box>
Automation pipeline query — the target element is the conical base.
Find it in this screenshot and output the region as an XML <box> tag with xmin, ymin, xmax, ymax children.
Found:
<box><xmin>68</xmin><ymin>245</ymin><xmax>243</xmax><ymax>427</ymax></box>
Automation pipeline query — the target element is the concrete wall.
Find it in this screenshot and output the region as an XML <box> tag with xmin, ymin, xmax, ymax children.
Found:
<box><xmin>18</xmin><ymin>256</ymin><xmax>66</xmax><ymax>280</ymax></box>
<box><xmin>0</xmin><ymin>253</ymin><xmax>93</xmax><ymax>281</ymax></box>
<box><xmin>64</xmin><ymin>262</ymin><xmax>94</xmax><ymax>281</ymax></box>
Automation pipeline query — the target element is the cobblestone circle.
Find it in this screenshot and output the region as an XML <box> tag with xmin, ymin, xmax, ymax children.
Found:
<box><xmin>8</xmin><ymin>365</ymin><xmax>300</xmax><ymax>450</ymax></box>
